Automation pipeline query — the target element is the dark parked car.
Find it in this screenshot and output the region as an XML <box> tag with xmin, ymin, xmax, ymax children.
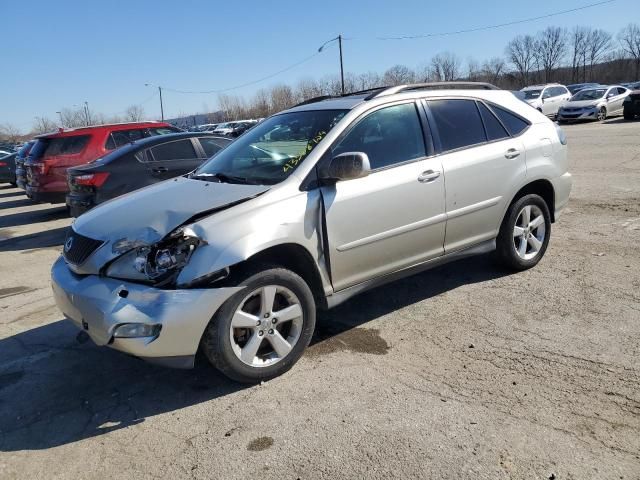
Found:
<box><xmin>14</xmin><ymin>140</ymin><xmax>35</xmax><ymax>189</ymax></box>
<box><xmin>66</xmin><ymin>132</ymin><xmax>232</xmax><ymax>216</ymax></box>
<box><xmin>623</xmin><ymin>86</ymin><xmax>640</xmax><ymax>120</ymax></box>
<box><xmin>567</xmin><ymin>83</ymin><xmax>601</xmax><ymax>95</ymax></box>
<box><xmin>0</xmin><ymin>152</ymin><xmax>17</xmax><ymax>185</ymax></box>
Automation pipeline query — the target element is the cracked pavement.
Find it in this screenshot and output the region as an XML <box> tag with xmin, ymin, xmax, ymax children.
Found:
<box><xmin>0</xmin><ymin>120</ymin><xmax>639</xmax><ymax>479</ymax></box>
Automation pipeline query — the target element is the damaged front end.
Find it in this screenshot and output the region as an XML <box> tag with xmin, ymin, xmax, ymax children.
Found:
<box><xmin>105</xmin><ymin>226</ymin><xmax>225</xmax><ymax>289</ymax></box>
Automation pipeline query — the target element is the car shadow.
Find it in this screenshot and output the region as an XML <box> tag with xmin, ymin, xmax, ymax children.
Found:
<box><xmin>0</xmin><ymin>190</ymin><xmax>24</xmax><ymax>199</ymax></box>
<box><xmin>0</xmin><ymin>205</ymin><xmax>68</xmax><ymax>229</ymax></box>
<box><xmin>603</xmin><ymin>117</ymin><xmax>635</xmax><ymax>125</ymax></box>
<box><xmin>0</xmin><ymin>254</ymin><xmax>511</xmax><ymax>451</ymax></box>
<box><xmin>0</xmin><ymin>225</ymin><xmax>69</xmax><ymax>251</ymax></box>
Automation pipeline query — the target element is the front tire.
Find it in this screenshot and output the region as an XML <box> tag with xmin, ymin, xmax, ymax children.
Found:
<box><xmin>201</xmin><ymin>266</ymin><xmax>316</xmax><ymax>383</ymax></box>
<box><xmin>495</xmin><ymin>194</ymin><xmax>551</xmax><ymax>271</ymax></box>
<box><xmin>597</xmin><ymin>107</ymin><xmax>607</xmax><ymax>122</ymax></box>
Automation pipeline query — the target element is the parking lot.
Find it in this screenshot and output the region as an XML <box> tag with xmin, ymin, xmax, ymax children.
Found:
<box><xmin>0</xmin><ymin>120</ymin><xmax>638</xmax><ymax>479</ymax></box>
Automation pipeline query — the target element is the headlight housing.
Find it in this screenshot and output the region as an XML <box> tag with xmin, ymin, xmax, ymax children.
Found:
<box><xmin>106</xmin><ymin>227</ymin><xmax>202</xmax><ymax>285</ymax></box>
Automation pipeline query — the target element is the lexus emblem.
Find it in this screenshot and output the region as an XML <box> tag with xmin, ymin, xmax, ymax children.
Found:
<box><xmin>64</xmin><ymin>237</ymin><xmax>74</xmax><ymax>253</ymax></box>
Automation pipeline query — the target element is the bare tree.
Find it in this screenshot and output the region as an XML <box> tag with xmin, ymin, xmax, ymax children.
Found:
<box><xmin>585</xmin><ymin>29</ymin><xmax>611</xmax><ymax>81</ymax></box>
<box><xmin>430</xmin><ymin>52</ymin><xmax>460</xmax><ymax>81</ymax></box>
<box><xmin>125</xmin><ymin>105</ymin><xmax>146</xmax><ymax>122</ymax></box>
<box><xmin>0</xmin><ymin>123</ymin><xmax>22</xmax><ymax>143</ymax></box>
<box><xmin>382</xmin><ymin>65</ymin><xmax>415</xmax><ymax>85</ymax></box>
<box><xmin>355</xmin><ymin>71</ymin><xmax>381</xmax><ymax>90</ymax></box>
<box><xmin>506</xmin><ymin>35</ymin><xmax>537</xmax><ymax>86</ymax></box>
<box><xmin>482</xmin><ymin>57</ymin><xmax>506</xmax><ymax>85</ymax></box>
<box><xmin>467</xmin><ymin>58</ymin><xmax>481</xmax><ymax>81</ymax></box>
<box><xmin>618</xmin><ymin>23</ymin><xmax>640</xmax><ymax>79</ymax></box>
<box><xmin>32</xmin><ymin>117</ymin><xmax>57</xmax><ymax>134</ymax></box>
<box><xmin>269</xmin><ymin>84</ymin><xmax>295</xmax><ymax>113</ymax></box>
<box><xmin>536</xmin><ymin>27</ymin><xmax>567</xmax><ymax>83</ymax></box>
<box><xmin>570</xmin><ymin>26</ymin><xmax>589</xmax><ymax>82</ymax></box>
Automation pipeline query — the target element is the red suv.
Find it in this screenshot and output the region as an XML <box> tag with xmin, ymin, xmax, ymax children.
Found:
<box><xmin>24</xmin><ymin>122</ymin><xmax>180</xmax><ymax>203</ymax></box>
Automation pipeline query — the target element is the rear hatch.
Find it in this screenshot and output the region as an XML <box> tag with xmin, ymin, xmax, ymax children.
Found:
<box><xmin>25</xmin><ymin>134</ymin><xmax>91</xmax><ymax>190</ymax></box>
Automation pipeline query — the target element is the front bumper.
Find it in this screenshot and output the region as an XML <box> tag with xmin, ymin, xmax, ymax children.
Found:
<box><xmin>557</xmin><ymin>108</ymin><xmax>598</xmax><ymax>121</ymax></box>
<box><xmin>51</xmin><ymin>256</ymin><xmax>242</xmax><ymax>368</ymax></box>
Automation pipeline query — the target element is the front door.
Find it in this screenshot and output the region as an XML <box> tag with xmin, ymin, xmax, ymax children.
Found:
<box><xmin>321</xmin><ymin>102</ymin><xmax>446</xmax><ymax>291</ymax></box>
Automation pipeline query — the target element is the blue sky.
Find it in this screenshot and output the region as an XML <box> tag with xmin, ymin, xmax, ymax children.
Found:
<box><xmin>1</xmin><ymin>0</ymin><xmax>634</xmax><ymax>130</ymax></box>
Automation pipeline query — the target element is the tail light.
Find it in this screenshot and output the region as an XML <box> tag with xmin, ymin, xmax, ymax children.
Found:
<box><xmin>73</xmin><ymin>172</ymin><xmax>110</xmax><ymax>187</ymax></box>
<box><xmin>0</xmin><ymin>162</ymin><xmax>6</xmax><ymax>167</ymax></box>
<box><xmin>31</xmin><ymin>162</ymin><xmax>47</xmax><ymax>175</ymax></box>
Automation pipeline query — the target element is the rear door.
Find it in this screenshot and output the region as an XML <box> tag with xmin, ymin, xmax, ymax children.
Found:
<box><xmin>147</xmin><ymin>138</ymin><xmax>202</xmax><ymax>180</ymax></box>
<box><xmin>607</xmin><ymin>87</ymin><xmax>628</xmax><ymax>115</ymax></box>
<box><xmin>425</xmin><ymin>98</ymin><xmax>527</xmax><ymax>252</ymax></box>
<box><xmin>321</xmin><ymin>101</ymin><xmax>446</xmax><ymax>290</ymax></box>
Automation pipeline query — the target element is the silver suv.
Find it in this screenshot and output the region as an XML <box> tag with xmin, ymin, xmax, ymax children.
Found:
<box><xmin>51</xmin><ymin>82</ymin><xmax>572</xmax><ymax>383</ymax></box>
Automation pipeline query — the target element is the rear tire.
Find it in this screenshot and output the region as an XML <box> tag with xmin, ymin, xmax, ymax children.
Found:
<box><xmin>623</xmin><ymin>109</ymin><xmax>634</xmax><ymax>121</ymax></box>
<box><xmin>201</xmin><ymin>265</ymin><xmax>316</xmax><ymax>383</ymax></box>
<box><xmin>495</xmin><ymin>194</ymin><xmax>551</xmax><ymax>271</ymax></box>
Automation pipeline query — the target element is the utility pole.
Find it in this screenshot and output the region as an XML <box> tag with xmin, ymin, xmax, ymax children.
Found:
<box><xmin>83</xmin><ymin>101</ymin><xmax>90</xmax><ymax>126</ymax></box>
<box><xmin>56</xmin><ymin>111</ymin><xmax>63</xmax><ymax>127</ymax></box>
<box><xmin>145</xmin><ymin>83</ymin><xmax>164</xmax><ymax>121</ymax></box>
<box><xmin>338</xmin><ymin>34</ymin><xmax>345</xmax><ymax>95</ymax></box>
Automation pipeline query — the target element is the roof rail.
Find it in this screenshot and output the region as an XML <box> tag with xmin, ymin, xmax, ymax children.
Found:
<box><xmin>292</xmin><ymin>87</ymin><xmax>388</xmax><ymax>108</ymax></box>
<box><xmin>367</xmin><ymin>82</ymin><xmax>500</xmax><ymax>99</ymax></box>
<box><xmin>293</xmin><ymin>95</ymin><xmax>336</xmax><ymax>107</ymax></box>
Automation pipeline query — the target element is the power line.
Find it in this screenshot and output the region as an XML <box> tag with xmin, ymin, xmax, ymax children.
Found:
<box><xmin>162</xmin><ymin>49</ymin><xmax>326</xmax><ymax>95</ymax></box>
<box><xmin>375</xmin><ymin>0</ymin><xmax>616</xmax><ymax>40</ymax></box>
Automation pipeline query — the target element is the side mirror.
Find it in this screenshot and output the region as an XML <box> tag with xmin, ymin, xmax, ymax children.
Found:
<box><xmin>322</xmin><ymin>152</ymin><xmax>371</xmax><ymax>182</ymax></box>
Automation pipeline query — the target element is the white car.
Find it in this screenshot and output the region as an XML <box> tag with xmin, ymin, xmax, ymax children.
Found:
<box><xmin>521</xmin><ymin>84</ymin><xmax>572</xmax><ymax>118</ymax></box>
<box><xmin>557</xmin><ymin>85</ymin><xmax>630</xmax><ymax>123</ymax></box>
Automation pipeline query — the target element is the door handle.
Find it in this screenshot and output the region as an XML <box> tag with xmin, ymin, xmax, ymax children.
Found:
<box><xmin>152</xmin><ymin>166</ymin><xmax>169</xmax><ymax>173</ymax></box>
<box><xmin>505</xmin><ymin>148</ymin><xmax>520</xmax><ymax>159</ymax></box>
<box><xmin>418</xmin><ymin>170</ymin><xmax>441</xmax><ymax>183</ymax></box>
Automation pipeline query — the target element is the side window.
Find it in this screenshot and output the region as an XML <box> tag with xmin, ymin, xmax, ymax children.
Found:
<box><xmin>477</xmin><ymin>102</ymin><xmax>509</xmax><ymax>141</ymax></box>
<box><xmin>199</xmin><ymin>138</ymin><xmax>224</xmax><ymax>157</ymax></box>
<box><xmin>617</xmin><ymin>87</ymin><xmax>627</xmax><ymax>95</ymax></box>
<box><xmin>428</xmin><ymin>99</ymin><xmax>486</xmax><ymax>152</ymax></box>
<box><xmin>149</xmin><ymin>139</ymin><xmax>198</xmax><ymax>162</ymax></box>
<box><xmin>333</xmin><ymin>103</ymin><xmax>426</xmax><ymax>170</ymax></box>
<box><xmin>542</xmin><ymin>89</ymin><xmax>552</xmax><ymax>99</ymax></box>
<box><xmin>106</xmin><ymin>129</ymin><xmax>146</xmax><ymax>150</ymax></box>
<box><xmin>490</xmin><ymin>105</ymin><xmax>530</xmax><ymax>136</ymax></box>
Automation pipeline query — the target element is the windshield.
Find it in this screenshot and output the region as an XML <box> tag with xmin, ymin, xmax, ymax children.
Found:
<box><xmin>193</xmin><ymin>109</ymin><xmax>347</xmax><ymax>185</ymax></box>
<box><xmin>523</xmin><ymin>89</ymin><xmax>542</xmax><ymax>99</ymax></box>
<box><xmin>572</xmin><ymin>89</ymin><xmax>606</xmax><ymax>101</ymax></box>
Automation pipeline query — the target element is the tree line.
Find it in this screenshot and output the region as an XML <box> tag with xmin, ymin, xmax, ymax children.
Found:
<box><xmin>1</xmin><ymin>22</ymin><xmax>639</xmax><ymax>140</ymax></box>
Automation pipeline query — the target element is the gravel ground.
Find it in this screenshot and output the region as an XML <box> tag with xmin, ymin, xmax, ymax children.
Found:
<box><xmin>0</xmin><ymin>120</ymin><xmax>639</xmax><ymax>480</ymax></box>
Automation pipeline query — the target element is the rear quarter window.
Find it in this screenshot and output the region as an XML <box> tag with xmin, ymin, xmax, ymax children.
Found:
<box><xmin>489</xmin><ymin>105</ymin><xmax>530</xmax><ymax>136</ymax></box>
<box><xmin>105</xmin><ymin>129</ymin><xmax>146</xmax><ymax>150</ymax></box>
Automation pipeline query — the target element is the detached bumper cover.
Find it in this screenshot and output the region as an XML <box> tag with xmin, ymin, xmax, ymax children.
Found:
<box><xmin>51</xmin><ymin>256</ymin><xmax>241</xmax><ymax>366</ymax></box>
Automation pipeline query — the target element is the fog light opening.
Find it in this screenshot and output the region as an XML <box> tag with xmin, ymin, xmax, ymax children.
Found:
<box><xmin>113</xmin><ymin>323</ymin><xmax>162</xmax><ymax>339</ymax></box>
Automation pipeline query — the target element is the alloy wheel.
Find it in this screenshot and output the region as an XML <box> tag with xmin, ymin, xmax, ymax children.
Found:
<box><xmin>597</xmin><ymin>108</ymin><xmax>606</xmax><ymax>121</ymax></box>
<box><xmin>513</xmin><ymin>205</ymin><xmax>546</xmax><ymax>261</ymax></box>
<box><xmin>229</xmin><ymin>285</ymin><xmax>304</xmax><ymax>367</ymax></box>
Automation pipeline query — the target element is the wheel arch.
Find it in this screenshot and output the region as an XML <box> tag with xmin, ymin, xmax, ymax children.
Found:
<box><xmin>510</xmin><ymin>179</ymin><xmax>556</xmax><ymax>222</ymax></box>
<box><xmin>228</xmin><ymin>243</ymin><xmax>328</xmax><ymax>309</ymax></box>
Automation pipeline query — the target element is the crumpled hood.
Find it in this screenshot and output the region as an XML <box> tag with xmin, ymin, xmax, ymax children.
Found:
<box><xmin>73</xmin><ymin>176</ymin><xmax>269</xmax><ymax>243</ymax></box>
<box><xmin>562</xmin><ymin>99</ymin><xmax>600</xmax><ymax>109</ymax></box>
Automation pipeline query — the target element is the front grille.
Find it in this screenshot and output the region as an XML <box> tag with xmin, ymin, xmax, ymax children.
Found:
<box><xmin>562</xmin><ymin>114</ymin><xmax>580</xmax><ymax>119</ymax></box>
<box><xmin>63</xmin><ymin>229</ymin><xmax>104</xmax><ymax>265</ymax></box>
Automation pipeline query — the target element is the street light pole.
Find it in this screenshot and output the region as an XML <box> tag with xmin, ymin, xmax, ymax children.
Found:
<box><xmin>318</xmin><ymin>35</ymin><xmax>346</xmax><ymax>95</ymax></box>
<box><xmin>158</xmin><ymin>86</ymin><xmax>164</xmax><ymax>121</ymax></box>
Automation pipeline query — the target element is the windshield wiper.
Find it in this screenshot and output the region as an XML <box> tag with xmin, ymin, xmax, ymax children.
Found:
<box><xmin>190</xmin><ymin>172</ymin><xmax>256</xmax><ymax>184</ymax></box>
